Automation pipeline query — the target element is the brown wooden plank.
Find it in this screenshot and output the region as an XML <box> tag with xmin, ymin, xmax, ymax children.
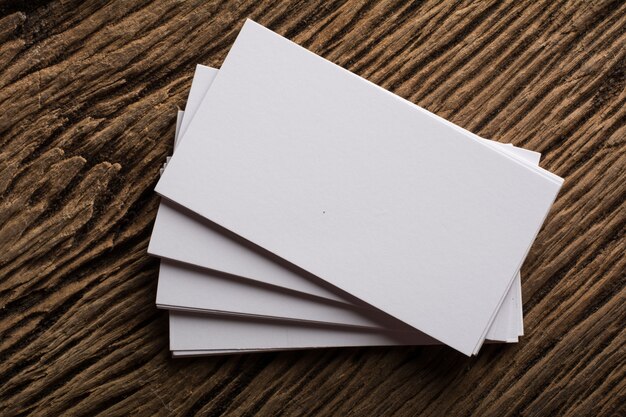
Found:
<box><xmin>0</xmin><ymin>0</ymin><xmax>623</xmax><ymax>415</ymax></box>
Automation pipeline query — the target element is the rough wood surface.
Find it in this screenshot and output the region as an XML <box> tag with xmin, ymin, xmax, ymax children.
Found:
<box><xmin>0</xmin><ymin>0</ymin><xmax>624</xmax><ymax>415</ymax></box>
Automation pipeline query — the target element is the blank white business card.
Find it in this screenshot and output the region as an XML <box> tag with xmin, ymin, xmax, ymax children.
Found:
<box><xmin>156</xmin><ymin>21</ymin><xmax>562</xmax><ymax>355</ymax></box>
<box><xmin>157</xmin><ymin>259</ymin><xmax>404</xmax><ymax>329</ymax></box>
<box><xmin>167</xmin><ymin>312</ymin><xmax>524</xmax><ymax>355</ymax></box>
<box><xmin>168</xmin><ymin>311</ymin><xmax>438</xmax><ymax>352</ymax></box>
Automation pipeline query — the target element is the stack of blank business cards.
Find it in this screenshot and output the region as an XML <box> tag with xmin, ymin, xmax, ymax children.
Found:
<box><xmin>149</xmin><ymin>20</ymin><xmax>563</xmax><ymax>357</ymax></box>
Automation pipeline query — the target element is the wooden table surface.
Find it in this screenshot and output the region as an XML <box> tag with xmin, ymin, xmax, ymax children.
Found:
<box><xmin>1</xmin><ymin>0</ymin><xmax>624</xmax><ymax>415</ymax></box>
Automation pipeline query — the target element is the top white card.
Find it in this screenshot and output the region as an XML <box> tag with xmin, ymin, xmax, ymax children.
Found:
<box><xmin>156</xmin><ymin>20</ymin><xmax>562</xmax><ymax>355</ymax></box>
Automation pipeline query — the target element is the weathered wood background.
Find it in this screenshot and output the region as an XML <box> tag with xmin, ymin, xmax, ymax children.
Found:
<box><xmin>0</xmin><ymin>0</ymin><xmax>624</xmax><ymax>415</ymax></box>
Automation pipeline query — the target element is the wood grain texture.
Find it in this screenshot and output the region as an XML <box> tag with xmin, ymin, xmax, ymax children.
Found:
<box><xmin>0</xmin><ymin>0</ymin><xmax>624</xmax><ymax>415</ymax></box>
